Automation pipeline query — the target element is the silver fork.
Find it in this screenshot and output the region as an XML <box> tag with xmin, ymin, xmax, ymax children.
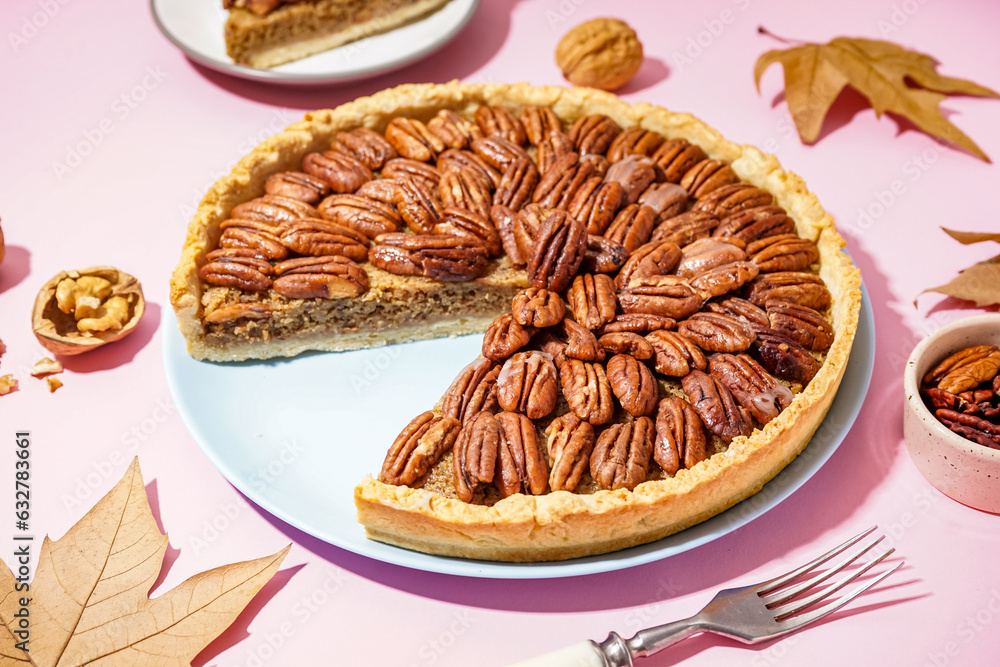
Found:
<box><xmin>511</xmin><ymin>526</ymin><xmax>902</xmax><ymax>667</ymax></box>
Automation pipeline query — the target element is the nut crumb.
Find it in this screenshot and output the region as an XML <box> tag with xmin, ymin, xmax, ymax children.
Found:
<box><xmin>47</xmin><ymin>376</ymin><xmax>63</xmax><ymax>393</ymax></box>
<box><xmin>31</xmin><ymin>357</ymin><xmax>64</xmax><ymax>377</ymax></box>
<box><xmin>0</xmin><ymin>375</ymin><xmax>17</xmax><ymax>395</ymax></box>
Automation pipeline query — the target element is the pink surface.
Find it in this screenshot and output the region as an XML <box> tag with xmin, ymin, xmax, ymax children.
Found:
<box><xmin>2</xmin><ymin>0</ymin><xmax>1000</xmax><ymax>664</ymax></box>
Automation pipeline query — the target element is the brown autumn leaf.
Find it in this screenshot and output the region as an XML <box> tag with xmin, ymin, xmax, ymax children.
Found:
<box><xmin>0</xmin><ymin>458</ymin><xmax>289</xmax><ymax>666</ymax></box>
<box><xmin>755</xmin><ymin>36</ymin><xmax>1000</xmax><ymax>161</ymax></box>
<box><xmin>916</xmin><ymin>253</ymin><xmax>1000</xmax><ymax>307</ymax></box>
<box><xmin>942</xmin><ymin>227</ymin><xmax>1000</xmax><ymax>245</ymax></box>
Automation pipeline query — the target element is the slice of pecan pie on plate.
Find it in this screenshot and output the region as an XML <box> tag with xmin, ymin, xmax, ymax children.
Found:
<box><xmin>170</xmin><ymin>82</ymin><xmax>861</xmax><ymax>563</ymax></box>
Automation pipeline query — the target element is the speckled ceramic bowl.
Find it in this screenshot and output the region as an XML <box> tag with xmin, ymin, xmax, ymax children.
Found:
<box><xmin>904</xmin><ymin>314</ymin><xmax>1000</xmax><ymax>513</ymax></box>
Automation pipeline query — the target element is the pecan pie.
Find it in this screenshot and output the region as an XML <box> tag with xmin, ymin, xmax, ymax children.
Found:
<box><xmin>170</xmin><ymin>83</ymin><xmax>861</xmax><ymax>561</ymax></box>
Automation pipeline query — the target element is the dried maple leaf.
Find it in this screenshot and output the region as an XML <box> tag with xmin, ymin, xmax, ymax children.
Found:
<box><xmin>917</xmin><ymin>253</ymin><xmax>1000</xmax><ymax>308</ymax></box>
<box><xmin>755</xmin><ymin>36</ymin><xmax>999</xmax><ymax>161</ymax></box>
<box><xmin>0</xmin><ymin>458</ymin><xmax>289</xmax><ymax>666</ymax></box>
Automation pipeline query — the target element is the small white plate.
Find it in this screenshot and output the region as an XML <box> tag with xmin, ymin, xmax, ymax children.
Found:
<box><xmin>150</xmin><ymin>0</ymin><xmax>480</xmax><ymax>85</ymax></box>
<box><xmin>163</xmin><ymin>286</ymin><xmax>874</xmax><ymax>579</ymax></box>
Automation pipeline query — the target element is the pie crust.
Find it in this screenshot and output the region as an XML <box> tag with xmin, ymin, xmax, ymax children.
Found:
<box><xmin>169</xmin><ymin>82</ymin><xmax>861</xmax><ymax>562</ymax></box>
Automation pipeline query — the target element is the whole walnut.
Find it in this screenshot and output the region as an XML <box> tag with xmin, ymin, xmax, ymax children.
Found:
<box><xmin>555</xmin><ymin>18</ymin><xmax>644</xmax><ymax>91</ymax></box>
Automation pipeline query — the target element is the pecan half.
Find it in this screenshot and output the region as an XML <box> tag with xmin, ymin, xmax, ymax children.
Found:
<box><xmin>279</xmin><ymin>218</ymin><xmax>370</xmax><ymax>261</ymax></box>
<box><xmin>382</xmin><ymin>158</ymin><xmax>442</xmax><ymax>189</ymax></box>
<box><xmin>581</xmin><ymin>234</ymin><xmax>629</xmax><ymax>274</ymax></box>
<box><xmin>598</xmin><ymin>331</ymin><xmax>654</xmax><ymax>360</ymax></box>
<box><xmin>475</xmin><ymin>105</ymin><xmax>527</xmax><ymax>145</ymax></box>
<box><xmin>330</xmin><ymin>127</ymin><xmax>398</xmax><ymax>170</ymax></box>
<box><xmin>747</xmin><ymin>233</ymin><xmax>820</xmax><ymax>273</ymax></box>
<box><xmin>494</xmin><ymin>156</ymin><xmax>540</xmax><ymax>211</ymax></box>
<box><xmin>439</xmin><ymin>168</ymin><xmax>493</xmax><ymax>219</ymax></box>
<box><xmin>272</xmin><ymin>255</ymin><xmax>369</xmax><ymax>299</ymax></box>
<box><xmin>591</xmin><ymin>417</ymin><xmax>655</xmax><ymax>491</ymax></box>
<box><xmin>638</xmin><ymin>182</ymin><xmax>688</xmax><ymax>220</ymax></box>
<box><xmin>356</xmin><ymin>178</ymin><xmax>404</xmax><ymax>205</ymax></box>
<box><xmin>604</xmin><ymin>156</ymin><xmax>657</xmax><ymax>205</ymax></box>
<box><xmin>568</xmin><ymin>180</ymin><xmax>624</xmax><ymax>234</ymax></box>
<box><xmin>567</xmin><ymin>273</ymin><xmax>617</xmax><ymax>330</ymax></box>
<box><xmin>437</xmin><ymin>148</ymin><xmax>501</xmax><ymax>189</ymax></box>
<box><xmin>709</xmin><ymin>353</ymin><xmax>793</xmax><ymax>425</ymax></box>
<box><xmin>519</xmin><ymin>105</ymin><xmax>563</xmax><ymax>145</ymax></box>
<box><xmin>542</xmin><ymin>319</ymin><xmax>606</xmax><ymax>363</ymax></box>
<box><xmin>513</xmin><ymin>203</ymin><xmax>546</xmax><ymax>261</ymax></box>
<box><xmin>705</xmin><ymin>297</ymin><xmax>771</xmax><ymax>334</ymax></box>
<box><xmin>318</xmin><ymin>194</ymin><xmax>402</xmax><ymax>239</ymax></box>
<box><xmin>654</xmin><ymin>397</ymin><xmax>707</xmax><ymax>475</ymax></box>
<box><xmin>559</xmin><ymin>358</ymin><xmax>615</xmax><ymax>425</ymax></box>
<box><xmin>533</xmin><ymin>153</ymin><xmax>596</xmax><ymax>209</ymax></box>
<box><xmin>526</xmin><ymin>210</ymin><xmax>587</xmax><ymax>294</ymax></box>
<box><xmin>714</xmin><ymin>205</ymin><xmax>793</xmax><ymax>244</ymax></box>
<box><xmin>231</xmin><ymin>194</ymin><xmax>317</xmax><ymax>224</ymax></box>
<box><xmin>645</xmin><ymin>329</ymin><xmax>707</xmax><ymax>376</ymax></box>
<box><xmin>597</xmin><ymin>313</ymin><xmax>676</xmax><ymax>336</ymax></box>
<box><xmin>650</xmin><ymin>210</ymin><xmax>720</xmax><ymax>247</ymax></box>
<box><xmin>491</xmin><ymin>205</ymin><xmax>524</xmax><ymax>266</ymax></box>
<box><xmin>750</xmin><ymin>329</ymin><xmax>821</xmax><ymax>385</ymax></box>
<box><xmin>537</xmin><ymin>130</ymin><xmax>575</xmax><ymax>175</ymax></box>
<box><xmin>482</xmin><ymin>313</ymin><xmax>533</xmax><ymax>362</ymax></box>
<box><xmin>608</xmin><ymin>128</ymin><xmax>666</xmax><ymax>163</ymax></box>
<box><xmin>606</xmin><ymin>353</ymin><xmax>659</xmax><ymax>417</ymax></box>
<box><xmin>568</xmin><ymin>114</ymin><xmax>622</xmax><ymax>155</ymax></box>
<box><xmin>427</xmin><ymin>109</ymin><xmax>483</xmax><ymax>150</ymax></box>
<box><xmin>936</xmin><ymin>409</ymin><xmax>1000</xmax><ymax>449</ymax></box>
<box><xmin>264</xmin><ymin>171</ymin><xmax>330</xmax><ymax>204</ymax></box>
<box><xmin>199</xmin><ymin>254</ymin><xmax>273</xmax><ymax>291</ymax></box>
<box><xmin>651</xmin><ymin>138</ymin><xmax>707</xmax><ymax>183</ymax></box>
<box><xmin>682</xmin><ymin>370</ymin><xmax>753</xmax><ymax>441</ymax></box>
<box><xmin>924</xmin><ymin>345</ymin><xmax>1000</xmax><ymax>394</ymax></box>
<box><xmin>692</xmin><ymin>183</ymin><xmax>773</xmax><ymax>218</ymax></box>
<box><xmin>219</xmin><ymin>221</ymin><xmax>288</xmax><ymax>260</ymax></box>
<box><xmin>203</xmin><ymin>302</ymin><xmax>274</xmax><ymax>324</ymax></box>
<box><xmin>496</xmin><ymin>351</ymin><xmax>559</xmax><ymax>419</ymax></box>
<box><xmin>678</xmin><ymin>312</ymin><xmax>756</xmax><ymax>353</ymax></box>
<box><xmin>604</xmin><ymin>203</ymin><xmax>657</xmax><ymax>252</ymax></box>
<box><xmin>675</xmin><ymin>238</ymin><xmax>747</xmax><ymax>279</ymax></box>
<box><xmin>617</xmin><ymin>275</ymin><xmax>703</xmax><ymax>320</ymax></box>
<box><xmin>434</xmin><ymin>207</ymin><xmax>503</xmax><ymax>257</ymax></box>
<box><xmin>546</xmin><ymin>413</ymin><xmax>596</xmax><ymax>492</ymax></box>
<box><xmin>766</xmin><ymin>301</ymin><xmax>834</xmax><ymax>352</ymax></box>
<box><xmin>679</xmin><ymin>159</ymin><xmax>739</xmax><ymax>198</ymax></box>
<box><xmin>379</xmin><ymin>411</ymin><xmax>461</xmax><ymax>486</ymax></box>
<box><xmin>453</xmin><ymin>411</ymin><xmax>499</xmax><ymax>502</ymax></box>
<box><xmin>369</xmin><ymin>233</ymin><xmax>489</xmax><ymax>281</ymax></box>
<box><xmin>302</xmin><ymin>150</ymin><xmax>373</xmax><ymax>193</ymax></box>
<box><xmin>511</xmin><ymin>287</ymin><xmax>566</xmax><ymax>328</ymax></box>
<box><xmin>471</xmin><ymin>135</ymin><xmax>530</xmax><ymax>171</ymax></box>
<box><xmin>384</xmin><ymin>117</ymin><xmax>446</xmax><ymax>162</ymax></box>
<box><xmin>441</xmin><ymin>358</ymin><xmax>502</xmax><ymax>422</ymax></box>
<box><xmin>745</xmin><ymin>272</ymin><xmax>832</xmax><ymax>311</ymax></box>
<box><xmin>690</xmin><ymin>261</ymin><xmax>760</xmax><ymax>299</ymax></box>
<box><xmin>495</xmin><ymin>411</ymin><xmax>549</xmax><ymax>496</ymax></box>
<box><xmin>396</xmin><ymin>178</ymin><xmax>443</xmax><ymax>234</ymax></box>
<box><xmin>615</xmin><ymin>240</ymin><xmax>682</xmax><ymax>290</ymax></box>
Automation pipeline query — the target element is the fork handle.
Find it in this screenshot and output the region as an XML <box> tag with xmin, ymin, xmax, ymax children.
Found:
<box><xmin>507</xmin><ymin>640</ymin><xmax>609</xmax><ymax>667</ymax></box>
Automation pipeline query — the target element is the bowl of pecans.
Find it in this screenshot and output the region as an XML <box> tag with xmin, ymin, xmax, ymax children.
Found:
<box><xmin>904</xmin><ymin>314</ymin><xmax>1000</xmax><ymax>513</ymax></box>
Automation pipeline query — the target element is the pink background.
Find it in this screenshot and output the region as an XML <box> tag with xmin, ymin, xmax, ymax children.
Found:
<box><xmin>3</xmin><ymin>0</ymin><xmax>1000</xmax><ymax>664</ymax></box>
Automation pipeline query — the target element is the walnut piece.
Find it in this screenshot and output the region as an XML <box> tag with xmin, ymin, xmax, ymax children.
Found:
<box><xmin>555</xmin><ymin>18</ymin><xmax>644</xmax><ymax>91</ymax></box>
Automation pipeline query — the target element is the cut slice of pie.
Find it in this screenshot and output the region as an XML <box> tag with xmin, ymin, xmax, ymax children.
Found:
<box><xmin>224</xmin><ymin>0</ymin><xmax>455</xmax><ymax>69</ymax></box>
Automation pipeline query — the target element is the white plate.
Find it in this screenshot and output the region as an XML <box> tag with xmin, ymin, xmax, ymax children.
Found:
<box><xmin>150</xmin><ymin>0</ymin><xmax>480</xmax><ymax>85</ymax></box>
<box><xmin>163</xmin><ymin>285</ymin><xmax>874</xmax><ymax>579</ymax></box>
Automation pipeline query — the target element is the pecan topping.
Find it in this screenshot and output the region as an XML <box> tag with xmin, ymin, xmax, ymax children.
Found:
<box><xmin>568</xmin><ymin>180</ymin><xmax>624</xmax><ymax>235</ymax></box>
<box><xmin>606</xmin><ymin>353</ymin><xmax>659</xmax><ymax>417</ymax></box>
<box><xmin>482</xmin><ymin>313</ymin><xmax>533</xmax><ymax>362</ymax></box>
<box><xmin>396</xmin><ymin>178</ymin><xmax>443</xmax><ymax>234</ymax></box>
<box><xmin>439</xmin><ymin>168</ymin><xmax>493</xmax><ymax>219</ymax></box>
<box><xmin>199</xmin><ymin>253</ymin><xmax>273</xmax><ymax>291</ymax></box>
<box><xmin>519</xmin><ymin>105</ymin><xmax>563</xmax><ymax>145</ymax></box>
<box><xmin>597</xmin><ymin>313</ymin><xmax>676</xmax><ymax>336</ymax></box>
<box><xmin>511</xmin><ymin>287</ymin><xmax>566</xmax><ymax>328</ymax></box>
<box><xmin>491</xmin><ymin>204</ymin><xmax>525</xmax><ymax>266</ymax></box>
<box><xmin>567</xmin><ymin>273</ymin><xmax>617</xmax><ymax>330</ymax></box>
<box><xmin>709</xmin><ymin>353</ymin><xmax>793</xmax><ymax>425</ymax></box>
<box><xmin>231</xmin><ymin>194</ymin><xmax>317</xmax><ymax>224</ymax></box>
<box><xmin>638</xmin><ymin>182</ymin><xmax>688</xmax><ymax>219</ymax></box>
<box><xmin>526</xmin><ymin>210</ymin><xmax>587</xmax><ymax>294</ymax></box>
<box><xmin>690</xmin><ymin>260</ymin><xmax>760</xmax><ymax>299</ymax></box>
<box><xmin>705</xmin><ymin>297</ymin><xmax>770</xmax><ymax>334</ymax></box>
<box><xmin>654</xmin><ymin>397</ymin><xmax>707</xmax><ymax>475</ymax></box>
<box><xmin>369</xmin><ymin>233</ymin><xmax>489</xmax><ymax>281</ymax></box>
<box><xmin>714</xmin><ymin>205</ymin><xmax>793</xmax><ymax>244</ymax></box>
<box><xmin>650</xmin><ymin>210</ymin><xmax>720</xmax><ymax>247</ymax></box>
<box><xmin>512</xmin><ymin>203</ymin><xmax>547</xmax><ymax>261</ymax></box>
<box><xmin>272</xmin><ymin>255</ymin><xmax>369</xmax><ymax>299</ymax></box>
<box><xmin>605</xmin><ymin>156</ymin><xmax>657</xmax><ymax>205</ymax></box>
<box><xmin>279</xmin><ymin>218</ymin><xmax>370</xmax><ymax>261</ymax></box>
<box><xmin>495</xmin><ymin>411</ymin><xmax>549</xmax><ymax>496</ymax></box>
<box><xmin>692</xmin><ymin>184</ymin><xmax>773</xmax><ymax>218</ymax></box>
<box><xmin>441</xmin><ymin>358</ymin><xmax>501</xmax><ymax>423</ymax></box>
<box><xmin>543</xmin><ymin>319</ymin><xmax>605</xmax><ymax>363</ymax></box>
<box><xmin>652</xmin><ymin>138</ymin><xmax>707</xmax><ymax>183</ymax></box>
<box><xmin>682</xmin><ymin>370</ymin><xmax>753</xmax><ymax>441</ymax></box>
<box><xmin>750</xmin><ymin>329</ymin><xmax>821</xmax><ymax>385</ymax></box>
<box><xmin>496</xmin><ymin>351</ymin><xmax>559</xmax><ymax>419</ymax></box>
<box><xmin>533</xmin><ymin>153</ymin><xmax>596</xmax><ymax>209</ymax></box>
<box><xmin>680</xmin><ymin>159</ymin><xmax>739</xmax><ymax>198</ymax></box>
<box><xmin>598</xmin><ymin>332</ymin><xmax>654</xmax><ymax>360</ymax></box>
<box><xmin>924</xmin><ymin>345</ymin><xmax>1000</xmax><ymax>394</ymax></box>
<box><xmin>581</xmin><ymin>234</ymin><xmax>629</xmax><ymax>275</ymax></box>
<box><xmin>766</xmin><ymin>301</ymin><xmax>834</xmax><ymax>352</ymax></box>
<box><xmin>559</xmin><ymin>358</ymin><xmax>615</xmax><ymax>425</ymax></box>
<box><xmin>302</xmin><ymin>150</ymin><xmax>373</xmax><ymax>193</ymax></box>
<box><xmin>678</xmin><ymin>312</ymin><xmax>756</xmax><ymax>353</ymax></box>
<box><xmin>604</xmin><ymin>203</ymin><xmax>657</xmax><ymax>252</ymax></box>
<box><xmin>318</xmin><ymin>193</ymin><xmax>402</xmax><ymax>239</ymax></box>
<box><xmin>537</xmin><ymin>130</ymin><xmax>575</xmax><ymax>174</ymax></box>
<box><xmin>437</xmin><ymin>148</ymin><xmax>501</xmax><ymax>189</ymax></box>
<box><xmin>745</xmin><ymin>272</ymin><xmax>832</xmax><ymax>311</ymax></box>
<box><xmin>675</xmin><ymin>238</ymin><xmax>747</xmax><ymax>278</ymax></box>
<box><xmin>615</xmin><ymin>240</ymin><xmax>682</xmax><ymax>289</ymax></box>
<box><xmin>427</xmin><ymin>110</ymin><xmax>483</xmax><ymax>150</ymax></box>
<box><xmin>645</xmin><ymin>330</ymin><xmax>707</xmax><ymax>376</ymax></box>
<box><xmin>379</xmin><ymin>411</ymin><xmax>461</xmax><ymax>486</ymax></box>
<box><xmin>384</xmin><ymin>117</ymin><xmax>446</xmax><ymax>162</ymax></box>
<box><xmin>356</xmin><ymin>178</ymin><xmax>404</xmax><ymax>205</ymax></box>
<box><xmin>546</xmin><ymin>413</ymin><xmax>595</xmax><ymax>492</ymax></box>
<box><xmin>568</xmin><ymin>114</ymin><xmax>622</xmax><ymax>155</ymax></box>
<box><xmin>382</xmin><ymin>158</ymin><xmax>442</xmax><ymax>189</ymax></box>
<box><xmin>433</xmin><ymin>207</ymin><xmax>503</xmax><ymax>257</ymax></box>
<box><xmin>453</xmin><ymin>412</ymin><xmax>499</xmax><ymax>502</ymax></box>
<box><xmin>203</xmin><ymin>302</ymin><xmax>274</xmax><ymax>324</ymax></box>
<box><xmin>617</xmin><ymin>275</ymin><xmax>703</xmax><ymax>320</ymax></box>
<box><xmin>747</xmin><ymin>233</ymin><xmax>819</xmax><ymax>273</ymax></box>
<box><xmin>330</xmin><ymin>127</ymin><xmax>398</xmax><ymax>170</ymax></box>
<box><xmin>493</xmin><ymin>156</ymin><xmax>540</xmax><ymax>211</ymax></box>
<box><xmin>264</xmin><ymin>171</ymin><xmax>330</xmax><ymax>204</ymax></box>
<box><xmin>591</xmin><ymin>417</ymin><xmax>654</xmax><ymax>491</ymax></box>
<box><xmin>475</xmin><ymin>105</ymin><xmax>527</xmax><ymax>145</ymax></box>
<box><xmin>471</xmin><ymin>135</ymin><xmax>530</xmax><ymax>170</ymax></box>
<box><xmin>607</xmin><ymin>128</ymin><xmax>666</xmax><ymax>163</ymax></box>
<box><xmin>219</xmin><ymin>221</ymin><xmax>288</xmax><ymax>260</ymax></box>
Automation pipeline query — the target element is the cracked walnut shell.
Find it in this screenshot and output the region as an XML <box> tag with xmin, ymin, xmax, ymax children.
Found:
<box><xmin>32</xmin><ymin>266</ymin><xmax>145</xmax><ymax>355</ymax></box>
<box><xmin>555</xmin><ymin>18</ymin><xmax>644</xmax><ymax>91</ymax></box>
